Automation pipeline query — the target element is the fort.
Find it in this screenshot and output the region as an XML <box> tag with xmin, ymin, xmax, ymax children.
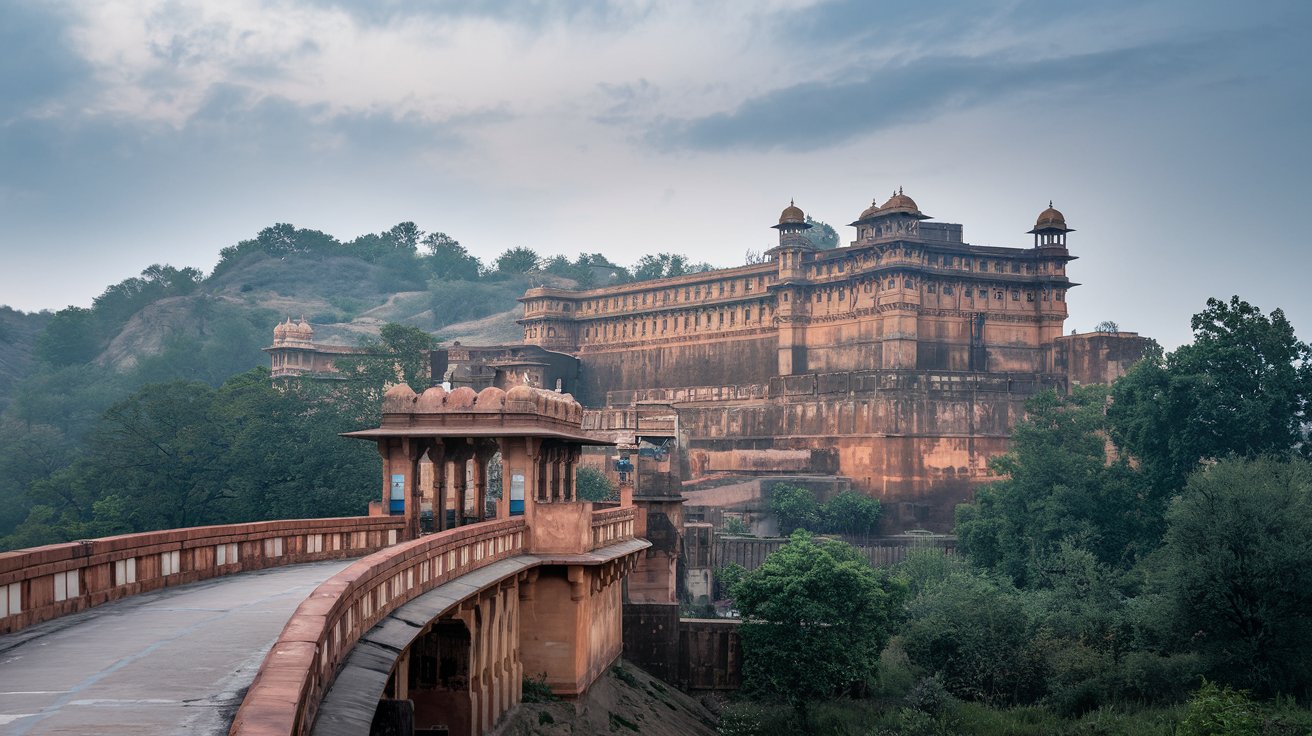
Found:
<box><xmin>269</xmin><ymin>190</ymin><xmax>1151</xmax><ymax>532</ymax></box>
<box><xmin>263</xmin><ymin>190</ymin><xmax>1153</xmax><ymax>691</ymax></box>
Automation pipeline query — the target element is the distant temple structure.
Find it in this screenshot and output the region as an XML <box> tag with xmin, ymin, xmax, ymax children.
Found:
<box><xmin>266</xmin><ymin>191</ymin><xmax>1151</xmax><ymax>532</ymax></box>
<box><xmin>264</xmin><ymin>316</ymin><xmax>364</xmax><ymax>379</ymax></box>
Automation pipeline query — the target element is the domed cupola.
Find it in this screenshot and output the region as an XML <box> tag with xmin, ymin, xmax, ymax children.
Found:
<box><xmin>850</xmin><ymin>187</ymin><xmax>930</xmax><ymax>240</ymax></box>
<box><xmin>767</xmin><ymin>200</ymin><xmax>815</xmax><ymax>278</ymax></box>
<box><xmin>878</xmin><ymin>188</ymin><xmax>924</xmax><ymax>217</ymax></box>
<box><xmin>1028</xmin><ymin>201</ymin><xmax>1074</xmax><ymax>247</ymax></box>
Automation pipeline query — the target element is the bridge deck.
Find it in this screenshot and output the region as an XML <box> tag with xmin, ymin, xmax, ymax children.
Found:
<box><xmin>0</xmin><ymin>559</ymin><xmax>355</xmax><ymax>736</ymax></box>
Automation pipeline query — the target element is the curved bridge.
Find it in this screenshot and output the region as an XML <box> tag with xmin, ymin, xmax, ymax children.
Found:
<box><xmin>1</xmin><ymin>383</ymin><xmax>655</xmax><ymax>736</ymax></box>
<box><xmin>0</xmin><ymin>509</ymin><xmax>643</xmax><ymax>736</ymax></box>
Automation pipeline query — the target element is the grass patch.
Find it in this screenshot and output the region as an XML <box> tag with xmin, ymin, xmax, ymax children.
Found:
<box><xmin>612</xmin><ymin>665</ymin><xmax>640</xmax><ymax>688</ymax></box>
<box><xmin>522</xmin><ymin>673</ymin><xmax>559</xmax><ymax>703</ymax></box>
<box><xmin>609</xmin><ymin>711</ymin><xmax>640</xmax><ymax>732</ymax></box>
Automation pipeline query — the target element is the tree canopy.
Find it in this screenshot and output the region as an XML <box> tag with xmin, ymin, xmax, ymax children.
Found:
<box><xmin>1109</xmin><ymin>296</ymin><xmax>1311</xmax><ymax>493</ymax></box>
<box><xmin>956</xmin><ymin>385</ymin><xmax>1153</xmax><ymax>584</ymax></box>
<box><xmin>1153</xmin><ymin>457</ymin><xmax>1312</xmax><ymax>697</ymax></box>
<box><xmin>731</xmin><ymin>531</ymin><xmax>904</xmax><ymax>723</ymax></box>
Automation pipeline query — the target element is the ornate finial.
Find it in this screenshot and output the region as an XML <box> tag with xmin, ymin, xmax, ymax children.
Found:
<box><xmin>790</xmin><ymin>198</ymin><xmax>795</xmax><ymax>206</ymax></box>
<box><xmin>1049</xmin><ymin>200</ymin><xmax>1053</xmax><ymax>208</ymax></box>
<box><xmin>898</xmin><ymin>186</ymin><xmax>904</xmax><ymax>195</ymax></box>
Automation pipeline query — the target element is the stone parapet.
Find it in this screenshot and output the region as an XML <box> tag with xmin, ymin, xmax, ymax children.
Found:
<box><xmin>0</xmin><ymin>516</ymin><xmax>405</xmax><ymax>636</ymax></box>
<box><xmin>230</xmin><ymin>518</ymin><xmax>528</xmax><ymax>736</ymax></box>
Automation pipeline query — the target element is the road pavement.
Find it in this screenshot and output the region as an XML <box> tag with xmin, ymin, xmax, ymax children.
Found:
<box><xmin>0</xmin><ymin>559</ymin><xmax>355</xmax><ymax>735</ymax></box>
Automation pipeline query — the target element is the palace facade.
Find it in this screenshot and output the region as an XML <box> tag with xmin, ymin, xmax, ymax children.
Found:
<box><xmin>269</xmin><ymin>190</ymin><xmax>1150</xmax><ymax>531</ymax></box>
<box><xmin>518</xmin><ymin>191</ymin><xmax>1092</xmax><ymax>404</ymax></box>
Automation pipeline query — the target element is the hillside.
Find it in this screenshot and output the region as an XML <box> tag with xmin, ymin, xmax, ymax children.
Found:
<box><xmin>0</xmin><ymin>307</ymin><xmax>51</xmax><ymax>413</ymax></box>
<box><xmin>94</xmin><ymin>253</ymin><xmax>538</xmax><ymax>374</ymax></box>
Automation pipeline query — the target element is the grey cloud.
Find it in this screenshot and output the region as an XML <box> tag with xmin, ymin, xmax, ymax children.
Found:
<box><xmin>0</xmin><ymin>3</ymin><xmax>90</xmax><ymax>120</ymax></box>
<box><xmin>593</xmin><ymin>79</ymin><xmax>660</xmax><ymax>126</ymax></box>
<box><xmin>648</xmin><ymin>39</ymin><xmax>1219</xmax><ymax>153</ymax></box>
<box><xmin>299</xmin><ymin>0</ymin><xmax>640</xmax><ymax>29</ymax></box>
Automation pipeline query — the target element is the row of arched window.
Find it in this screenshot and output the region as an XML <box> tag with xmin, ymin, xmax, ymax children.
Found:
<box><xmin>578</xmin><ymin>301</ymin><xmax>777</xmax><ymax>342</ymax></box>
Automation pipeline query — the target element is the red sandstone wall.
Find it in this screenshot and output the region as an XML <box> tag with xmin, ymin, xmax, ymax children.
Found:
<box><xmin>672</xmin><ymin>371</ymin><xmax>1055</xmax><ymax>531</ymax></box>
<box><xmin>577</xmin><ymin>334</ymin><xmax>778</xmax><ymax>405</ymax></box>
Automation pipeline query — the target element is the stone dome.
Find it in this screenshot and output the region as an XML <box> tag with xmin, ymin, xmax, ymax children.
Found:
<box><xmin>858</xmin><ymin>199</ymin><xmax>881</xmax><ymax>221</ymax></box>
<box><xmin>505</xmin><ymin>385</ymin><xmax>536</xmax><ymax>412</ymax></box>
<box><xmin>415</xmin><ymin>386</ymin><xmax>448</xmax><ymax>412</ymax></box>
<box><xmin>1032</xmin><ymin>203</ymin><xmax>1070</xmax><ymax>231</ymax></box>
<box><xmin>879</xmin><ymin>188</ymin><xmax>920</xmax><ymax>215</ymax></box>
<box><xmin>445</xmin><ymin>386</ymin><xmax>477</xmax><ymax>410</ymax></box>
<box><xmin>778</xmin><ymin>201</ymin><xmax>805</xmax><ymax>225</ymax></box>
<box><xmin>382</xmin><ymin>383</ymin><xmax>417</xmax><ymax>413</ymax></box>
<box><xmin>474</xmin><ymin>386</ymin><xmax>505</xmax><ymax>412</ymax></box>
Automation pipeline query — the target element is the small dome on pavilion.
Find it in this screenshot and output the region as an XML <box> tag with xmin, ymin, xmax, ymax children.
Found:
<box><xmin>879</xmin><ymin>188</ymin><xmax>921</xmax><ymax>215</ymax></box>
<box><xmin>415</xmin><ymin>386</ymin><xmax>448</xmax><ymax>412</ymax></box>
<box><xmin>445</xmin><ymin>386</ymin><xmax>477</xmax><ymax>410</ymax></box>
<box><xmin>474</xmin><ymin>386</ymin><xmax>505</xmax><ymax>411</ymax></box>
<box><xmin>1032</xmin><ymin>203</ymin><xmax>1070</xmax><ymax>232</ymax></box>
<box><xmin>858</xmin><ymin>199</ymin><xmax>881</xmax><ymax>220</ymax></box>
<box><xmin>382</xmin><ymin>383</ymin><xmax>417</xmax><ymax>413</ymax></box>
<box><xmin>778</xmin><ymin>200</ymin><xmax>805</xmax><ymax>225</ymax></box>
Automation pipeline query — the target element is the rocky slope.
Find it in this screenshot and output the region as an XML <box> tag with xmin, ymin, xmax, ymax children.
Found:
<box><xmin>492</xmin><ymin>661</ymin><xmax>720</xmax><ymax>736</ymax></box>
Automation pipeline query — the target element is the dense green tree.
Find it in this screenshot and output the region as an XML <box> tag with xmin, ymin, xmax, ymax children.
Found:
<box><xmin>802</xmin><ymin>216</ymin><xmax>840</xmax><ymax>249</ymax></box>
<box><xmin>769</xmin><ymin>483</ymin><xmax>822</xmax><ymax>535</ymax></box>
<box><xmin>329</xmin><ymin>323</ymin><xmax>440</xmax><ymax>422</ymax></box>
<box><xmin>1153</xmin><ymin>457</ymin><xmax>1312</xmax><ymax>696</ymax></box>
<box><xmin>574</xmin><ymin>465</ymin><xmax>616</xmax><ymax>502</ymax></box>
<box><xmin>955</xmin><ymin>386</ymin><xmax>1151</xmax><ymax>584</ymax></box>
<box><xmin>1109</xmin><ymin>296</ymin><xmax>1311</xmax><ymax>494</ymax></box>
<box><xmin>0</xmin><ymin>367</ymin><xmax>381</xmax><ymax>548</ymax></box>
<box><xmin>494</xmin><ymin>247</ymin><xmax>541</xmax><ymax>275</ymax></box>
<box><xmin>92</xmin><ymin>264</ymin><xmax>203</xmax><ymax>327</ymax></box>
<box><xmin>77</xmin><ymin>380</ymin><xmax>231</xmax><ymax>530</ymax></box>
<box><xmin>731</xmin><ymin>531</ymin><xmax>904</xmax><ymax>727</ymax></box>
<box><xmin>422</xmin><ymin>232</ymin><xmax>483</xmax><ymax>281</ymax></box>
<box><xmin>35</xmin><ymin>307</ymin><xmax>101</xmax><ymax>366</ymax></box>
<box><xmin>823</xmin><ymin>490</ymin><xmax>882</xmax><ymax>536</ymax></box>
<box><xmin>900</xmin><ymin>566</ymin><xmax>1045</xmax><ymax>705</ymax></box>
<box><xmin>630</xmin><ymin>252</ymin><xmax>712</xmax><ymax>281</ymax></box>
<box><xmin>386</xmin><ymin>221</ymin><xmax>422</xmax><ymax>252</ymax></box>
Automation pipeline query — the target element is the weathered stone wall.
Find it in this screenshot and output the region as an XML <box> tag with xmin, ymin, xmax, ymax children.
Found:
<box><xmin>576</xmin><ymin>333</ymin><xmax>778</xmax><ymax>406</ymax></box>
<box><xmin>1056</xmin><ymin>331</ymin><xmax>1154</xmax><ymax>387</ymax></box>
<box><xmin>713</xmin><ymin>535</ymin><xmax>956</xmax><ymax>572</ymax></box>
<box><xmin>622</xmin><ymin>602</ymin><xmax>681</xmax><ymax>683</ymax></box>
<box><xmin>677</xmin><ymin>618</ymin><xmax>741</xmax><ymax>692</ymax></box>
<box><xmin>671</xmin><ymin>370</ymin><xmax>1054</xmax><ymax>531</ymax></box>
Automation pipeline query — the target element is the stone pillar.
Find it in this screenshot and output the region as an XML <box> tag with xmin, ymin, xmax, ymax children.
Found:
<box><xmin>432</xmin><ymin>442</ymin><xmax>448</xmax><ymax>532</ymax></box>
<box><xmin>475</xmin><ymin>440</ymin><xmax>498</xmax><ymax>522</ymax></box>
<box><xmin>378</xmin><ymin>437</ymin><xmax>424</xmax><ymax>540</ymax></box>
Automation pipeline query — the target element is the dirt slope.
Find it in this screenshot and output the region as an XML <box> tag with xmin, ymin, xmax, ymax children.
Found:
<box><xmin>492</xmin><ymin>661</ymin><xmax>720</xmax><ymax>736</ymax></box>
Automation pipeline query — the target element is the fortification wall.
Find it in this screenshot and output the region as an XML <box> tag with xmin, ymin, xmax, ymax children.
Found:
<box><xmin>576</xmin><ymin>333</ymin><xmax>777</xmax><ymax>405</ymax></box>
<box><xmin>667</xmin><ymin>370</ymin><xmax>1057</xmax><ymax>531</ymax></box>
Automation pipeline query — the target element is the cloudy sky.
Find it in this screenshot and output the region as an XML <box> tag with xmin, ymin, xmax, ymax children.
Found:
<box><xmin>1</xmin><ymin>0</ymin><xmax>1309</xmax><ymax>348</ymax></box>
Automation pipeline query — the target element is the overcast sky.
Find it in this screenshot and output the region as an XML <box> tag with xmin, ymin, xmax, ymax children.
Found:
<box><xmin>1</xmin><ymin>0</ymin><xmax>1309</xmax><ymax>348</ymax></box>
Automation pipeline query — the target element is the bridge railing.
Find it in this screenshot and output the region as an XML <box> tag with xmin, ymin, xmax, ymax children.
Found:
<box><xmin>231</xmin><ymin>517</ymin><xmax>528</xmax><ymax>736</ymax></box>
<box><xmin>0</xmin><ymin>516</ymin><xmax>406</xmax><ymax>636</ymax></box>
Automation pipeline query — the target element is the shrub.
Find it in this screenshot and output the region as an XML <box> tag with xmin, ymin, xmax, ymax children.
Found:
<box><xmin>521</xmin><ymin>673</ymin><xmax>558</xmax><ymax>703</ymax></box>
<box><xmin>1176</xmin><ymin>680</ymin><xmax>1262</xmax><ymax>736</ymax></box>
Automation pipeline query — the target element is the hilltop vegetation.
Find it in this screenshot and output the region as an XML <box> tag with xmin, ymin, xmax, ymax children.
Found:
<box><xmin>0</xmin><ymin>217</ymin><xmax>747</xmax><ymax>549</ymax></box>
